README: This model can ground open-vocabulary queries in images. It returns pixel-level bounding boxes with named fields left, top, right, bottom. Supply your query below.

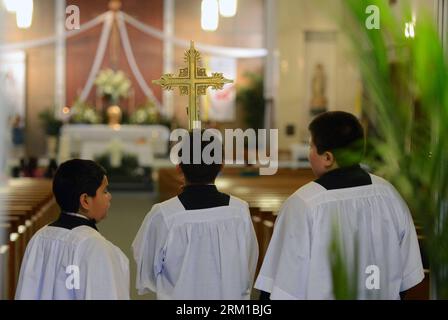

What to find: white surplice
left=132, top=196, right=258, bottom=300
left=255, top=175, right=424, bottom=300
left=15, top=225, right=130, bottom=300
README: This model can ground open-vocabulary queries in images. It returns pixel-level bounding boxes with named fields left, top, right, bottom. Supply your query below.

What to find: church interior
left=0, top=0, right=447, bottom=301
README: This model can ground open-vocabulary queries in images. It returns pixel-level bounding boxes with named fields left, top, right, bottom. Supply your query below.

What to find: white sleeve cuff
left=270, top=286, right=299, bottom=300
left=254, top=274, right=274, bottom=293
left=401, top=267, right=425, bottom=292
left=255, top=275, right=299, bottom=300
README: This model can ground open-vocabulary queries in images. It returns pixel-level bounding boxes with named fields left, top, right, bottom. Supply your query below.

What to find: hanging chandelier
left=201, top=0, right=238, bottom=32
left=201, top=0, right=219, bottom=31
left=219, top=0, right=237, bottom=18
left=3, top=0, right=34, bottom=29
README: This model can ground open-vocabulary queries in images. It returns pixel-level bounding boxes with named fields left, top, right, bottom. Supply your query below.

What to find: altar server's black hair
left=179, top=129, right=223, bottom=184
left=308, top=111, right=365, bottom=167
left=53, top=159, right=106, bottom=213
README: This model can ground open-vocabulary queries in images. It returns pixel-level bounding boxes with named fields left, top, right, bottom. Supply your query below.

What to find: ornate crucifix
left=153, top=41, right=233, bottom=129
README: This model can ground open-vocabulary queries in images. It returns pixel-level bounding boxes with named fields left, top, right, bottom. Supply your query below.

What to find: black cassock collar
left=178, top=184, right=230, bottom=210
left=49, top=212, right=98, bottom=231
left=314, top=164, right=372, bottom=190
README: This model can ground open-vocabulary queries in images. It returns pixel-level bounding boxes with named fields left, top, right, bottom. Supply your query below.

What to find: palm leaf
left=337, top=0, right=448, bottom=298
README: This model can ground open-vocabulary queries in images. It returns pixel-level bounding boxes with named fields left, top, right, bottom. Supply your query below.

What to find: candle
left=109, top=138, right=122, bottom=168
left=59, top=134, right=71, bottom=163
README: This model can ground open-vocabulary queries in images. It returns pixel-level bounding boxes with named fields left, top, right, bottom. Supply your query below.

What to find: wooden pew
left=1, top=211, right=28, bottom=271
left=0, top=216, right=20, bottom=300
left=0, top=178, right=57, bottom=299
left=0, top=223, right=11, bottom=300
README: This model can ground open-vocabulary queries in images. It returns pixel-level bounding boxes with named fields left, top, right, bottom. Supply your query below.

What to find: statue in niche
left=310, top=63, right=328, bottom=116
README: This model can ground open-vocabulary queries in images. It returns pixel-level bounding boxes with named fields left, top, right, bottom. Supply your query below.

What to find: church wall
left=275, top=0, right=437, bottom=152
left=2, top=0, right=437, bottom=158
left=1, top=0, right=55, bottom=157
left=276, top=0, right=361, bottom=151
left=66, top=0, right=163, bottom=113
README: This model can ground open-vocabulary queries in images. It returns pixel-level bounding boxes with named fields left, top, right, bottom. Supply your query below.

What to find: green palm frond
left=330, top=222, right=358, bottom=300
left=337, top=0, right=448, bottom=298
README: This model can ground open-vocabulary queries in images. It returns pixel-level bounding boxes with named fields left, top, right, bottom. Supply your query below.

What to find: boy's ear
left=323, top=151, right=336, bottom=166
left=79, top=193, right=91, bottom=211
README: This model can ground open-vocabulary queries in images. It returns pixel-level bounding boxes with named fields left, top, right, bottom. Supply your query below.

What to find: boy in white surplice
left=255, top=111, right=424, bottom=300
left=132, top=130, right=258, bottom=300
left=15, top=159, right=130, bottom=300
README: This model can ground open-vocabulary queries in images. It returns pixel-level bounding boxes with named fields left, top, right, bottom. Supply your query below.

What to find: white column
left=0, top=8, right=8, bottom=184
left=55, top=0, right=66, bottom=118
left=263, top=0, right=278, bottom=131
left=0, top=9, right=5, bottom=299
left=163, top=0, right=175, bottom=119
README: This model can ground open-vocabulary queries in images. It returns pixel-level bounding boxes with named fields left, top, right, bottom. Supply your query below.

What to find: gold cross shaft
left=153, top=41, right=233, bottom=130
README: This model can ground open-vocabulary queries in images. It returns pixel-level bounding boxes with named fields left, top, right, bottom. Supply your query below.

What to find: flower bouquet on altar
left=95, top=69, right=132, bottom=105
left=70, top=99, right=102, bottom=124
left=95, top=69, right=132, bottom=126
left=129, top=100, right=159, bottom=125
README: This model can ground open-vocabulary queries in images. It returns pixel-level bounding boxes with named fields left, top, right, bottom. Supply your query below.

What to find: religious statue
left=310, top=63, right=328, bottom=116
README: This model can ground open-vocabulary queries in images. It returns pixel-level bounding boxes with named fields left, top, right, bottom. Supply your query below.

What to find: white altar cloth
left=58, top=124, right=170, bottom=166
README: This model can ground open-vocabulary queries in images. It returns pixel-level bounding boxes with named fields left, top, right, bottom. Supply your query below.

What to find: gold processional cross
left=153, top=41, right=233, bottom=130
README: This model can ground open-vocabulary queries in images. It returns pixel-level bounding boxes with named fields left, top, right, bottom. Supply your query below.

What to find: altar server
left=255, top=111, right=424, bottom=300
left=133, top=130, right=258, bottom=299
left=16, top=159, right=130, bottom=300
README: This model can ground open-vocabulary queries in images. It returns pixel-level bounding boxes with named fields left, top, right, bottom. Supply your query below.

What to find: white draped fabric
left=0, top=9, right=268, bottom=111
left=121, top=11, right=268, bottom=59
left=116, top=13, right=162, bottom=111
left=78, top=13, right=114, bottom=103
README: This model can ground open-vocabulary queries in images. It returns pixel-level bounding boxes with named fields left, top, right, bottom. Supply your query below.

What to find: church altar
left=58, top=124, right=170, bottom=166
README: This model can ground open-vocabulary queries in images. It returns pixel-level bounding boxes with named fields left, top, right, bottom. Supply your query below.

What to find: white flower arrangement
left=129, top=101, right=159, bottom=125
left=70, top=100, right=102, bottom=124
left=95, top=69, right=132, bottom=103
